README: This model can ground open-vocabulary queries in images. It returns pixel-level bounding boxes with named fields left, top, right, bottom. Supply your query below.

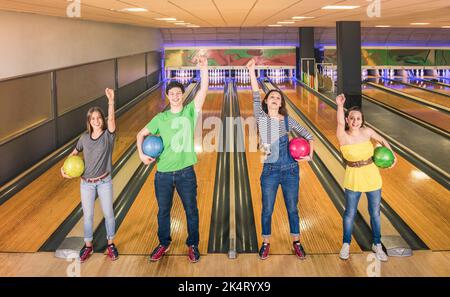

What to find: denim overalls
left=260, top=116, right=300, bottom=238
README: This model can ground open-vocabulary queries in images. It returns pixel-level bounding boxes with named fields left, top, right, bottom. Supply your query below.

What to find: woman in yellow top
left=335, top=94, right=396, bottom=262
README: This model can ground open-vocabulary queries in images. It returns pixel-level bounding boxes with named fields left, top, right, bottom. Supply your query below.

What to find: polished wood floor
left=0, top=251, right=448, bottom=277
left=372, top=79, right=450, bottom=109
left=1, top=80, right=449, bottom=278
left=362, top=87, right=450, bottom=132
left=0, top=86, right=169, bottom=252
left=281, top=81, right=450, bottom=251
left=401, top=78, right=450, bottom=96
left=237, top=88, right=361, bottom=255
left=113, top=89, right=223, bottom=256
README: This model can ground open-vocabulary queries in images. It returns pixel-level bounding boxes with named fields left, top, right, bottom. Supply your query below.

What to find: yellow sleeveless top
left=340, top=140, right=382, bottom=192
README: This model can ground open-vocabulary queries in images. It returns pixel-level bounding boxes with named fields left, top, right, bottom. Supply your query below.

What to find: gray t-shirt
left=75, top=129, right=115, bottom=178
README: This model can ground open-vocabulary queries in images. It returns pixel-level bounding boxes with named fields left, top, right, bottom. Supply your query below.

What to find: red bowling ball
left=289, top=137, right=310, bottom=160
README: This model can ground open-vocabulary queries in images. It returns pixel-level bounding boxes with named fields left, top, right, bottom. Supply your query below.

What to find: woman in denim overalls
left=246, top=59, right=314, bottom=260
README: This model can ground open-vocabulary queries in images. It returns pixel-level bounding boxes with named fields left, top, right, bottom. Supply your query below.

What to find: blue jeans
left=343, top=188, right=382, bottom=244
left=154, top=166, right=199, bottom=247
left=80, top=175, right=115, bottom=243
left=260, top=163, right=300, bottom=238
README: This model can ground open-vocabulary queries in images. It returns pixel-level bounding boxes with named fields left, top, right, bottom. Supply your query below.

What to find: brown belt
left=81, top=172, right=110, bottom=183
left=345, top=158, right=373, bottom=168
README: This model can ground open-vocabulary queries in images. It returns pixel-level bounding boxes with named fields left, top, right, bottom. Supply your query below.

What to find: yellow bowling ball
left=63, top=156, right=85, bottom=177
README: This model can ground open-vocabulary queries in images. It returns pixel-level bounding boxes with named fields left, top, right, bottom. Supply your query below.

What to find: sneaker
left=339, top=243, right=350, bottom=260
left=293, top=242, right=306, bottom=260
left=107, top=243, right=119, bottom=261
left=372, top=244, right=388, bottom=262
left=149, top=245, right=169, bottom=262
left=258, top=243, right=270, bottom=260
left=188, top=245, right=201, bottom=263
left=79, top=245, right=93, bottom=263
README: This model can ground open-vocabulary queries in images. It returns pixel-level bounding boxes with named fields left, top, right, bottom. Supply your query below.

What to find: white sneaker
left=339, top=243, right=350, bottom=260
left=372, top=244, right=388, bottom=262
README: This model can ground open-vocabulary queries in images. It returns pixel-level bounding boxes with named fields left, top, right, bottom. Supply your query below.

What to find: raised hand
left=198, top=56, right=208, bottom=69
left=336, top=94, right=346, bottom=106
left=246, top=58, right=256, bottom=71
left=105, top=88, right=115, bottom=104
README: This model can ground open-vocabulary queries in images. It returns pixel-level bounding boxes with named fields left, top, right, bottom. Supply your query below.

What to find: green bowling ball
left=63, top=155, right=85, bottom=177
left=373, top=146, right=394, bottom=168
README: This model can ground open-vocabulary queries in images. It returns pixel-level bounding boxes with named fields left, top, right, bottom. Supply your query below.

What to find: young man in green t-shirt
left=136, top=57, right=208, bottom=263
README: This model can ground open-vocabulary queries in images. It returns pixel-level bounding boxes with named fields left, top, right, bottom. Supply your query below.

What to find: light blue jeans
left=343, top=188, right=382, bottom=245
left=80, top=175, right=115, bottom=243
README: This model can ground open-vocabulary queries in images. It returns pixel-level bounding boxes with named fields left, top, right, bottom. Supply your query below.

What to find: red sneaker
left=79, top=245, right=93, bottom=263
left=149, top=245, right=169, bottom=262
left=258, top=243, right=270, bottom=260
left=188, top=245, right=200, bottom=263
left=107, top=243, right=119, bottom=261
left=293, top=242, right=306, bottom=260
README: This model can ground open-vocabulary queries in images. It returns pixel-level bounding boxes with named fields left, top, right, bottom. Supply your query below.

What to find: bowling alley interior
left=1, top=0, right=450, bottom=279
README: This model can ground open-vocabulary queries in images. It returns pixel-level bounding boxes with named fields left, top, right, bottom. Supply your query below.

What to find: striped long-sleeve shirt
left=253, top=91, right=313, bottom=146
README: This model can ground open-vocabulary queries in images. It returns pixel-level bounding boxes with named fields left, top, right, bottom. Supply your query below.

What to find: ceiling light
left=376, top=25, right=391, bottom=28
left=277, top=21, right=295, bottom=24
left=410, top=22, right=430, bottom=25
left=187, top=25, right=200, bottom=27
left=120, top=8, right=148, bottom=12
left=268, top=24, right=282, bottom=27
left=322, top=5, right=360, bottom=10
left=174, top=23, right=188, bottom=25
left=154, top=18, right=177, bottom=21
left=442, top=26, right=450, bottom=28
left=292, top=16, right=315, bottom=19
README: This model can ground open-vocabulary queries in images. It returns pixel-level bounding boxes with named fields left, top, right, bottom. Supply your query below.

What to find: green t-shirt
left=145, top=101, right=198, bottom=172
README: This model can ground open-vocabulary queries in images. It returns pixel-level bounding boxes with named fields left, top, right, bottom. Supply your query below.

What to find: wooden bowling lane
left=113, top=89, right=223, bottom=256
left=237, top=88, right=362, bottom=255
left=369, top=79, right=450, bottom=109
left=281, top=81, right=450, bottom=251
left=362, top=85, right=450, bottom=132
left=403, top=78, right=450, bottom=96
left=0, top=85, right=169, bottom=252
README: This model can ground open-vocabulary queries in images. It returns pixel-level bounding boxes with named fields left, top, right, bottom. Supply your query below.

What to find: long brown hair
left=262, top=89, right=288, bottom=116
left=86, top=107, right=107, bottom=135
left=345, top=106, right=365, bottom=131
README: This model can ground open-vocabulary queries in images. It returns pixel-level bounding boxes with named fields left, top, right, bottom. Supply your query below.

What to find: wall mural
left=164, top=48, right=296, bottom=67
left=324, top=49, right=450, bottom=66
